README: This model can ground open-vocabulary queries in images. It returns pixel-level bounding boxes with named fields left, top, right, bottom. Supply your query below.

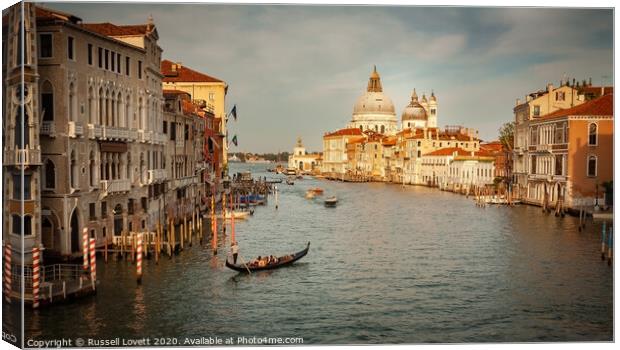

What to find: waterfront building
left=161, top=59, right=228, bottom=173
left=321, top=128, right=364, bottom=178
left=348, top=66, right=398, bottom=135
left=1, top=5, right=167, bottom=260
left=162, top=90, right=208, bottom=222
left=287, top=137, right=321, bottom=172
left=524, top=93, right=613, bottom=208
left=447, top=150, right=496, bottom=192
left=512, top=79, right=611, bottom=199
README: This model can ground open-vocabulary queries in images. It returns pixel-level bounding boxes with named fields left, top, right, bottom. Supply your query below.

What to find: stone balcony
left=152, top=133, right=167, bottom=145
left=102, top=126, right=129, bottom=141
left=87, top=124, right=103, bottom=139
left=147, top=169, right=167, bottom=184
left=128, top=129, right=138, bottom=142
left=100, top=179, right=131, bottom=197
left=3, top=148, right=42, bottom=166
left=68, top=122, right=83, bottom=138
left=40, top=121, right=56, bottom=137
left=172, top=176, right=197, bottom=189
left=138, top=130, right=152, bottom=143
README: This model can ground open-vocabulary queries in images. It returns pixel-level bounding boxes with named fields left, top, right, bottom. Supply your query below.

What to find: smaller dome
left=402, top=89, right=428, bottom=121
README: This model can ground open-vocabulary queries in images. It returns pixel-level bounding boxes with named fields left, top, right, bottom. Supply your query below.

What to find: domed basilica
left=348, top=66, right=437, bottom=135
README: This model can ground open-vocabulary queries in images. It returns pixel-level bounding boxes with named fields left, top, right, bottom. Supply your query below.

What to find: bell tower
left=3, top=1, right=42, bottom=265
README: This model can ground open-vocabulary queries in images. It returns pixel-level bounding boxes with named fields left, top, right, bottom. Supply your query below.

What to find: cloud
left=42, top=3, right=613, bottom=152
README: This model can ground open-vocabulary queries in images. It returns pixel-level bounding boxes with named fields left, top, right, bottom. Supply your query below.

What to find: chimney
left=516, top=98, right=521, bottom=106
left=589, top=77, right=592, bottom=86
left=601, top=87, right=605, bottom=95
left=171, top=64, right=177, bottom=72
left=547, top=83, right=554, bottom=92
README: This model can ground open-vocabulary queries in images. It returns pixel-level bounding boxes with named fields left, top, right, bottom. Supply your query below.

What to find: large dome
left=402, top=89, right=427, bottom=121
left=353, top=91, right=396, bottom=115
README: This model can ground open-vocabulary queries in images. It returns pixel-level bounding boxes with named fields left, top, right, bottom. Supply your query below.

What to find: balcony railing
left=40, top=121, right=56, bottom=137
left=87, top=124, right=103, bottom=139
left=102, top=126, right=129, bottom=141
left=128, top=129, right=138, bottom=142
left=68, top=121, right=83, bottom=138
left=100, top=179, right=131, bottom=196
left=4, top=148, right=42, bottom=166
left=172, top=176, right=197, bottom=189
left=138, top=130, right=152, bottom=143
left=152, top=133, right=167, bottom=145
left=147, top=169, right=167, bottom=184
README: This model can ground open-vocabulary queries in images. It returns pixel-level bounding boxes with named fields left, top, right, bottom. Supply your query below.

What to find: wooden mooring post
left=601, top=221, right=607, bottom=260
left=607, top=226, right=613, bottom=266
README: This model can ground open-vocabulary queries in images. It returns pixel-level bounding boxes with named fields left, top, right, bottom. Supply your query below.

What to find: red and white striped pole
left=89, top=238, right=96, bottom=290
left=136, top=232, right=143, bottom=284
left=82, top=228, right=89, bottom=273
left=231, top=194, right=236, bottom=244
left=32, top=247, right=40, bottom=309
left=4, top=243, right=11, bottom=303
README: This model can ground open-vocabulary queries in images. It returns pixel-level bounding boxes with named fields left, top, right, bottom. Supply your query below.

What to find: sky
left=43, top=2, right=613, bottom=153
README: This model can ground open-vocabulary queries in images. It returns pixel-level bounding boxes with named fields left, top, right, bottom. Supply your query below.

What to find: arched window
left=41, top=80, right=54, bottom=121
left=70, top=150, right=78, bottom=189
left=117, top=92, right=123, bottom=127
left=587, top=155, right=597, bottom=177
left=127, top=152, right=132, bottom=180
left=140, top=152, right=145, bottom=184
left=99, top=87, right=105, bottom=125
left=69, top=82, right=77, bottom=122
left=125, top=94, right=132, bottom=128
left=15, top=109, right=29, bottom=149
left=90, top=151, right=97, bottom=187
left=138, top=97, right=144, bottom=129
left=359, top=125, right=363, bottom=131
left=381, top=125, right=385, bottom=134
left=88, top=86, right=96, bottom=124
left=44, top=158, right=56, bottom=189
left=589, top=123, right=598, bottom=145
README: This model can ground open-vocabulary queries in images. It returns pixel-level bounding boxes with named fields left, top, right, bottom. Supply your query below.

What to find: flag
left=231, top=135, right=238, bottom=146
left=230, top=105, right=237, bottom=121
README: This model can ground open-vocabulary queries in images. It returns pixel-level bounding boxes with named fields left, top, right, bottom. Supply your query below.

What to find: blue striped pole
left=602, top=222, right=607, bottom=260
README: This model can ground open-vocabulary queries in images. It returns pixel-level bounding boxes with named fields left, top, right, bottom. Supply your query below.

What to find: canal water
left=5, top=163, right=613, bottom=344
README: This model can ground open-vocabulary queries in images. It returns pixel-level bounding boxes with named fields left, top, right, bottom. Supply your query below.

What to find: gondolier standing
left=231, top=241, right=239, bottom=264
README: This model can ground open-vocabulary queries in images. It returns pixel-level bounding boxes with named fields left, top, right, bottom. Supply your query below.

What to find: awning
left=209, top=137, right=220, bottom=148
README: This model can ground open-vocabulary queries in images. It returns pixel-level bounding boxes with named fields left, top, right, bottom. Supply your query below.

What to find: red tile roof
left=581, top=86, right=613, bottom=96
left=324, top=128, right=363, bottom=137
left=161, top=59, right=223, bottom=83
left=540, top=94, right=613, bottom=120
left=382, top=137, right=397, bottom=146
left=81, top=23, right=150, bottom=36
left=480, top=141, right=504, bottom=153
left=35, top=6, right=81, bottom=23
left=424, top=147, right=471, bottom=157
left=163, top=89, right=191, bottom=97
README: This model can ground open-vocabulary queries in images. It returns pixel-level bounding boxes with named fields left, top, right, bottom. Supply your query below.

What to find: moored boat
left=218, top=211, right=250, bottom=220
left=305, top=190, right=315, bottom=199
left=225, top=242, right=311, bottom=273
left=309, top=187, right=324, bottom=195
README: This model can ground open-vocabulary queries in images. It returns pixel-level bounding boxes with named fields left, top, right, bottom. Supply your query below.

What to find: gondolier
left=231, top=241, right=239, bottom=264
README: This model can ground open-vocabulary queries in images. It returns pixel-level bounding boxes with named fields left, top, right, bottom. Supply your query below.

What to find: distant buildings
left=512, top=80, right=613, bottom=209
left=321, top=66, right=491, bottom=191
left=287, top=137, right=321, bottom=172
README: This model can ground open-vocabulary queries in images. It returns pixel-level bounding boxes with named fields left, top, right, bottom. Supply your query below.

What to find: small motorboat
left=296, top=175, right=303, bottom=180
left=286, top=178, right=295, bottom=185
left=305, top=190, right=315, bottom=199
left=324, top=196, right=338, bottom=207
left=309, top=187, right=324, bottom=195
left=225, top=242, right=311, bottom=273
left=218, top=211, right=250, bottom=220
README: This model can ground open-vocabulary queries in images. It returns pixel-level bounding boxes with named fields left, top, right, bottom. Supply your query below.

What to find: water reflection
left=5, top=163, right=613, bottom=343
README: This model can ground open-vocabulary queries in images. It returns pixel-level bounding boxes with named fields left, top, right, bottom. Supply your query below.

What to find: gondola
left=225, top=242, right=310, bottom=273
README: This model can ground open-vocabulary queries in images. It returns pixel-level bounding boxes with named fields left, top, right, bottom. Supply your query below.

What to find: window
left=101, top=201, right=107, bottom=218
left=13, top=174, right=31, bottom=200
left=163, top=121, right=167, bottom=134
left=530, top=126, right=538, bottom=145
left=555, top=155, right=563, bottom=176
left=554, top=123, right=565, bottom=144
left=87, top=43, right=93, bottom=65
left=44, top=159, right=55, bottom=189
left=117, top=53, right=121, bottom=73
left=89, top=203, right=96, bottom=220
left=98, top=47, right=103, bottom=68
left=533, top=105, right=540, bottom=117
left=128, top=199, right=134, bottom=214
left=209, top=92, right=215, bottom=101
left=170, top=123, right=176, bottom=140
left=138, top=60, right=142, bottom=79
left=105, top=49, right=109, bottom=70
left=141, top=197, right=147, bottom=211
left=14, top=109, right=29, bottom=149
left=67, top=36, right=74, bottom=60
left=125, top=56, right=130, bottom=75
left=185, top=125, right=189, bottom=140
left=531, top=155, right=537, bottom=174
left=39, top=33, right=52, bottom=58
left=111, top=50, right=115, bottom=71
left=430, top=108, right=436, bottom=115
left=556, top=91, right=565, bottom=101
left=587, top=155, right=597, bottom=177
left=588, top=123, right=597, bottom=145
left=41, top=81, right=54, bottom=121
left=12, top=215, right=32, bottom=236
